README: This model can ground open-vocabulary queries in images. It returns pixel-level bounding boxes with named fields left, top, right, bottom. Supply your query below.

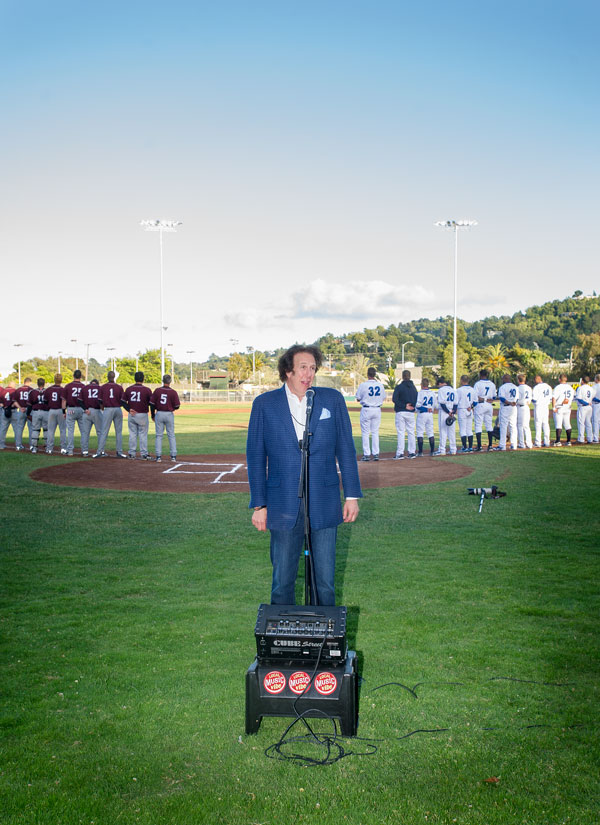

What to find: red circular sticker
left=289, top=671, right=311, bottom=695
left=263, top=670, right=286, bottom=694
left=314, top=671, right=337, bottom=695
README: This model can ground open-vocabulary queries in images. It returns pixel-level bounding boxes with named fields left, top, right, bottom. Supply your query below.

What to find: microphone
left=305, top=388, right=315, bottom=416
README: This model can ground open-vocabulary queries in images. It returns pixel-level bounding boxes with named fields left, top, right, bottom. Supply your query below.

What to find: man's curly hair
left=277, top=345, right=323, bottom=383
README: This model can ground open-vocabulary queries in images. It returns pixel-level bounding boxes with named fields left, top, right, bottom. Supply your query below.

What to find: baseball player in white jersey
left=415, top=378, right=436, bottom=456
left=434, top=377, right=457, bottom=455
left=456, top=375, right=475, bottom=452
left=552, top=374, right=574, bottom=446
left=495, top=374, right=518, bottom=450
left=575, top=376, right=594, bottom=443
left=516, top=373, right=533, bottom=449
left=472, top=369, right=496, bottom=451
left=592, top=374, right=600, bottom=443
left=531, top=375, right=552, bottom=447
left=355, top=367, right=385, bottom=460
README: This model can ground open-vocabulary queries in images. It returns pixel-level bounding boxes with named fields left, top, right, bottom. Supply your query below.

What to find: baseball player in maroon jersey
left=123, top=371, right=153, bottom=459
left=80, top=379, right=103, bottom=457
left=0, top=382, right=17, bottom=450
left=43, top=374, right=67, bottom=454
left=11, top=377, right=34, bottom=450
left=150, top=374, right=180, bottom=462
left=94, top=370, right=126, bottom=458
left=26, top=378, right=48, bottom=453
left=63, top=369, right=86, bottom=455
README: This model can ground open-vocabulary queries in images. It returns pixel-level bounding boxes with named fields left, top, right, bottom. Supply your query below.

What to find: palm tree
left=473, top=343, right=511, bottom=382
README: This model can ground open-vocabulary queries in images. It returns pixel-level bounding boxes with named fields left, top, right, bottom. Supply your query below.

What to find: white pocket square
left=319, top=407, right=331, bottom=420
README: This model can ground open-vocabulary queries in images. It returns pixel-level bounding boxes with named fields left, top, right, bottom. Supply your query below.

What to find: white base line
left=164, top=461, right=247, bottom=484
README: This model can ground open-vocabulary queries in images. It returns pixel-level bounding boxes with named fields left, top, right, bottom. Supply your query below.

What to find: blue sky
left=1, top=0, right=598, bottom=376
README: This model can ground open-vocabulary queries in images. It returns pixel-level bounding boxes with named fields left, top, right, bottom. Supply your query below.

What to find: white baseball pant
left=457, top=409, right=473, bottom=438
left=553, top=406, right=571, bottom=431
left=474, top=401, right=493, bottom=434
left=576, top=406, right=593, bottom=443
left=395, top=410, right=416, bottom=456
left=359, top=406, right=382, bottom=456
left=517, top=405, right=533, bottom=448
left=416, top=411, right=434, bottom=438
left=593, top=402, right=600, bottom=442
left=533, top=406, right=551, bottom=447
left=438, top=411, right=456, bottom=454
left=498, top=406, right=517, bottom=450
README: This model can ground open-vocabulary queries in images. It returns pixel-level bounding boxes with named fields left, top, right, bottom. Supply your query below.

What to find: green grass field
left=1, top=405, right=599, bottom=824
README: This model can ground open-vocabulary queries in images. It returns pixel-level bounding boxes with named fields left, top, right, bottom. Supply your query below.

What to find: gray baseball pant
left=30, top=410, right=49, bottom=448
left=80, top=409, right=103, bottom=454
left=66, top=407, right=84, bottom=453
left=46, top=409, right=67, bottom=452
left=0, top=411, right=16, bottom=449
left=96, top=408, right=123, bottom=454
left=12, top=409, right=31, bottom=448
left=154, top=411, right=177, bottom=457
left=128, top=412, right=149, bottom=457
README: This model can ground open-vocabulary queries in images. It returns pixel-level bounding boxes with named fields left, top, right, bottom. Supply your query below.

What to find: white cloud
left=291, top=279, right=436, bottom=320
left=223, top=279, right=438, bottom=334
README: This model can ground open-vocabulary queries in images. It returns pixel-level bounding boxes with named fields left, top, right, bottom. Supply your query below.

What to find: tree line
left=316, top=292, right=600, bottom=383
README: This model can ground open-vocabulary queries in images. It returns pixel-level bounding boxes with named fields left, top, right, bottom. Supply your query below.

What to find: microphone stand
left=297, top=389, right=316, bottom=605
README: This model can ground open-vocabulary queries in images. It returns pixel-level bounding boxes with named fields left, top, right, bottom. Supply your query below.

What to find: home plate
left=164, top=461, right=247, bottom=483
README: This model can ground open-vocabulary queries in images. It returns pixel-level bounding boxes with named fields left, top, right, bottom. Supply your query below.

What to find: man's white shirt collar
left=285, top=382, right=308, bottom=441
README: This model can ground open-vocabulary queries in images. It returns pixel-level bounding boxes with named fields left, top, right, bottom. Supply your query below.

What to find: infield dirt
left=29, top=452, right=474, bottom=494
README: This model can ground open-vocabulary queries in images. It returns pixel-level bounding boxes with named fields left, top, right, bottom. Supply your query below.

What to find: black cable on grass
left=263, top=674, right=587, bottom=765
left=370, top=681, right=419, bottom=699
left=265, top=714, right=379, bottom=765
left=368, top=676, right=575, bottom=699
left=264, top=636, right=380, bottom=766
left=396, top=728, right=450, bottom=740
left=488, top=676, right=575, bottom=687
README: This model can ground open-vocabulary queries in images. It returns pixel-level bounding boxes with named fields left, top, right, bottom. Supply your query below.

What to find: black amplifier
left=254, top=603, right=347, bottom=664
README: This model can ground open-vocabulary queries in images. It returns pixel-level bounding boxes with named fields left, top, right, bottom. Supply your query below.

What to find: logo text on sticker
left=288, top=671, right=311, bottom=695
left=314, top=671, right=337, bottom=695
left=263, top=670, right=286, bottom=694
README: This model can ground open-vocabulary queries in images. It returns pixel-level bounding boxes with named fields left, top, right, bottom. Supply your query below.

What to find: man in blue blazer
left=247, top=344, right=362, bottom=605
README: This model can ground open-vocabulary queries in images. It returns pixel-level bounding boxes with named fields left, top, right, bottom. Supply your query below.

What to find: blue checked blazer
left=246, top=385, right=362, bottom=531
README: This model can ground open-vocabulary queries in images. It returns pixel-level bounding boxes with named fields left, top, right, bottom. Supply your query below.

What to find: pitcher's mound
left=30, top=453, right=473, bottom=494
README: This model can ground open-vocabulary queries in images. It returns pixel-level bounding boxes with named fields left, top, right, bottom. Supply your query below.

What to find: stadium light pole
left=140, top=219, right=183, bottom=378
left=107, top=347, right=116, bottom=373
left=13, top=343, right=23, bottom=384
left=167, top=343, right=174, bottom=376
left=186, top=350, right=195, bottom=390
left=70, top=338, right=78, bottom=370
left=401, top=340, right=414, bottom=372
left=57, top=351, right=62, bottom=373
left=435, top=219, right=478, bottom=388
left=85, top=342, right=95, bottom=381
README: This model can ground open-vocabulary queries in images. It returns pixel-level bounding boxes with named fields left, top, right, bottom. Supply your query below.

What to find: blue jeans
left=269, top=501, right=337, bottom=605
